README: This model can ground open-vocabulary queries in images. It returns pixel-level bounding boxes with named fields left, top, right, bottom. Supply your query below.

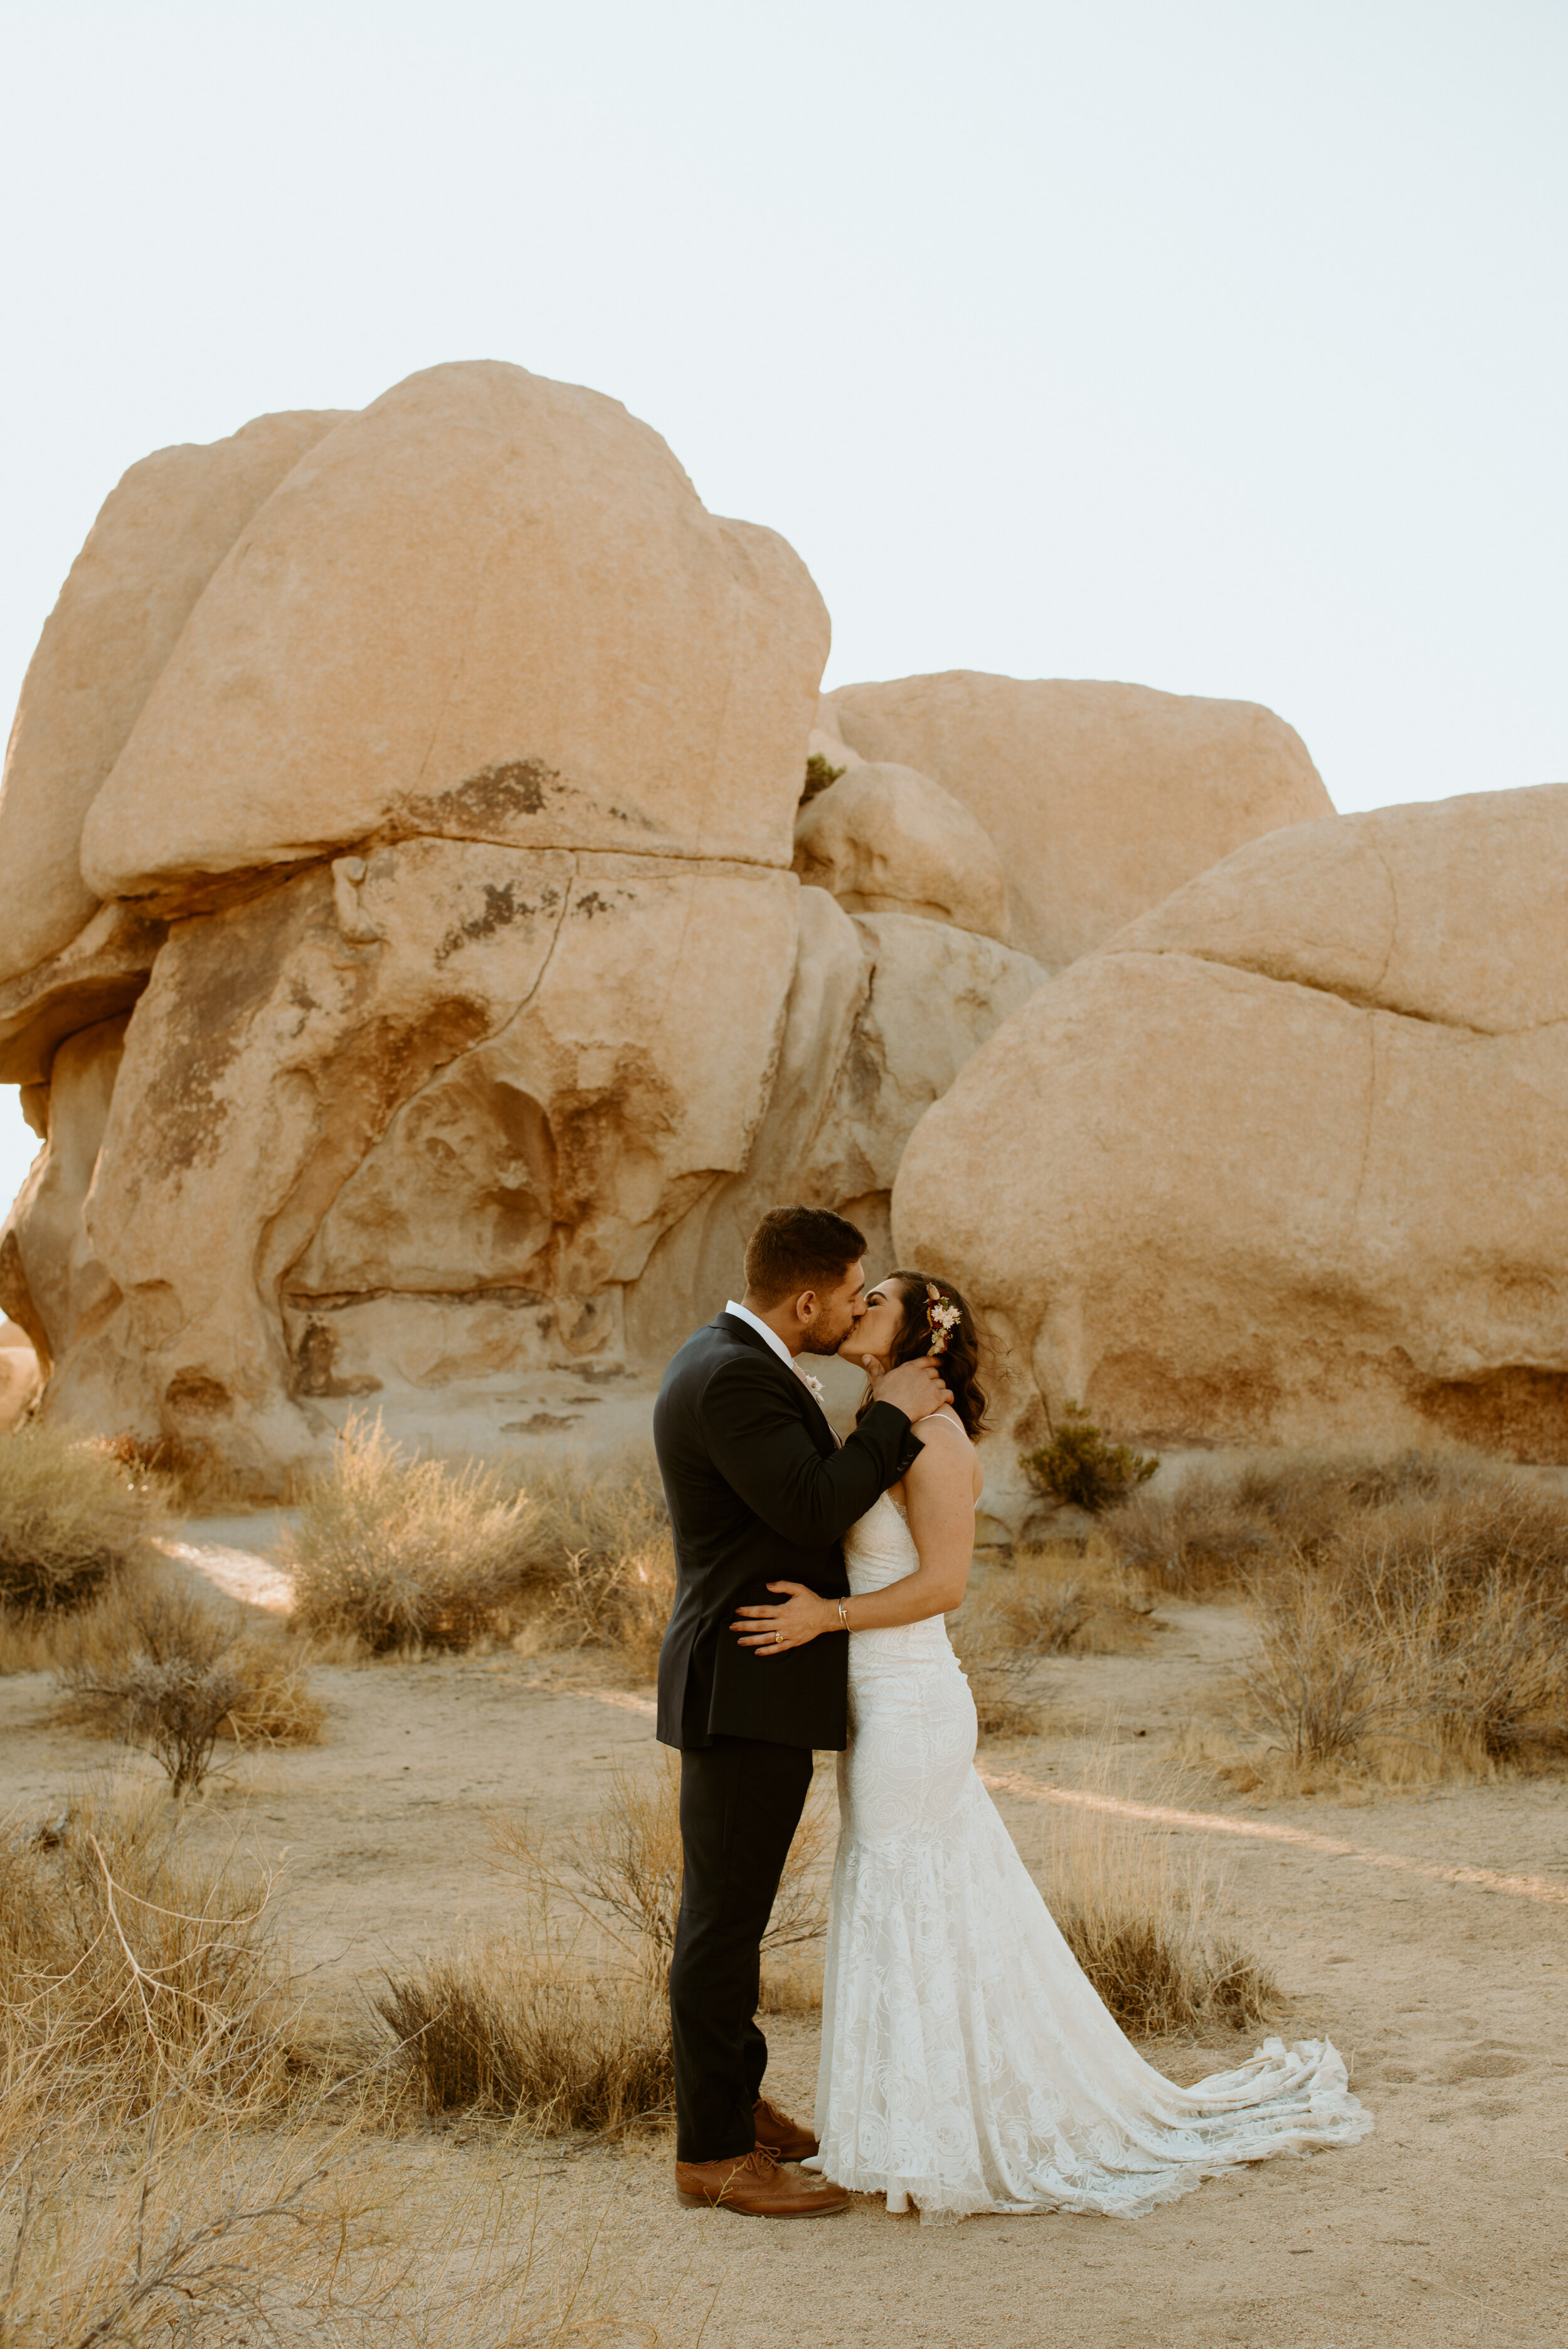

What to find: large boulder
left=792, top=762, right=1010, bottom=938
left=78, top=363, right=826, bottom=903
left=825, top=671, right=1333, bottom=969
left=893, top=784, right=1568, bottom=1486
left=0, top=410, right=346, bottom=985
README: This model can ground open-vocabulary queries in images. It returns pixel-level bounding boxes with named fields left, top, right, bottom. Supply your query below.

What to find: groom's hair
left=743, top=1206, right=866, bottom=1306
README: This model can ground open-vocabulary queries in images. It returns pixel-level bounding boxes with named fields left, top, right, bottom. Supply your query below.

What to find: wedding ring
left=774, top=1630, right=783, bottom=1645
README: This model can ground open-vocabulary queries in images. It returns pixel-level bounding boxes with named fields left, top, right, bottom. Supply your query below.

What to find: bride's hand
left=731, top=1581, right=837, bottom=1654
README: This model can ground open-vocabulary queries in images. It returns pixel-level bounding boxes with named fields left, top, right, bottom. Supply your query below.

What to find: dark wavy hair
left=854, top=1268, right=990, bottom=1440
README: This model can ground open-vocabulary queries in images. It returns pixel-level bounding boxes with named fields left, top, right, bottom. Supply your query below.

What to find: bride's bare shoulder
left=913, top=1407, right=973, bottom=1451
left=910, top=1408, right=983, bottom=1499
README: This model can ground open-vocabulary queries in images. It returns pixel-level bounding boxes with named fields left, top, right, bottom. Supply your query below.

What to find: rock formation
left=894, top=783, right=1568, bottom=1496
left=0, top=1322, right=38, bottom=1433
left=792, top=763, right=1010, bottom=940
left=822, top=672, right=1333, bottom=968
left=0, top=363, right=1053, bottom=1474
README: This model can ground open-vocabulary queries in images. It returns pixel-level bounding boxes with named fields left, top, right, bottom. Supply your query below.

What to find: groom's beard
left=800, top=1317, right=859, bottom=1357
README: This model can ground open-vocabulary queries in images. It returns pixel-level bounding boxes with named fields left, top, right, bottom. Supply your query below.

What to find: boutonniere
left=800, top=1371, right=825, bottom=1399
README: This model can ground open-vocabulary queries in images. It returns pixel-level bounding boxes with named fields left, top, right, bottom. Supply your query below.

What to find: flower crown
left=924, top=1281, right=961, bottom=1357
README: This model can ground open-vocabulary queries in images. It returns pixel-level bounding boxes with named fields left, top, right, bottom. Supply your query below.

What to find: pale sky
left=2, top=0, right=1565, bottom=1217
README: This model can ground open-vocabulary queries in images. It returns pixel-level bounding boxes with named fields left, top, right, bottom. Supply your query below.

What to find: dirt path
left=3, top=1561, right=1565, bottom=2347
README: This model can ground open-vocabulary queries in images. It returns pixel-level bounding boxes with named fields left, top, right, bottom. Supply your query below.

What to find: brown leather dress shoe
left=752, top=2094, right=819, bottom=2162
left=675, top=2149, right=848, bottom=2217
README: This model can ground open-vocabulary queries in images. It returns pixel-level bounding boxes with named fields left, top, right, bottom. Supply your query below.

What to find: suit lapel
left=715, top=1313, right=837, bottom=1456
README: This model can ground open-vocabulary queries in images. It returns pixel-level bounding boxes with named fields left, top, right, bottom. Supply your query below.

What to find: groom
left=653, top=1206, right=951, bottom=2217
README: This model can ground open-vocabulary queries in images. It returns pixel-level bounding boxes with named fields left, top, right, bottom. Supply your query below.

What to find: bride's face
left=838, top=1276, right=909, bottom=1374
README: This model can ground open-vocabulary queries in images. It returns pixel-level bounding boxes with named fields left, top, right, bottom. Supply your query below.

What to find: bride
left=731, top=1270, right=1372, bottom=2224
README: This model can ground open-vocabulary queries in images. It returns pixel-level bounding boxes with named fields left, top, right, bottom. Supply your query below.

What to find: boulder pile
left=0, top=359, right=1333, bottom=1480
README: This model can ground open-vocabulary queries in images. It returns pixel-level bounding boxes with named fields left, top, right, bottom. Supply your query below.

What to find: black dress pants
left=669, top=1734, right=815, bottom=2162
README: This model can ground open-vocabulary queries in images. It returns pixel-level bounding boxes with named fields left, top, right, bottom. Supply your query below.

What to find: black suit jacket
left=653, top=1313, right=922, bottom=1752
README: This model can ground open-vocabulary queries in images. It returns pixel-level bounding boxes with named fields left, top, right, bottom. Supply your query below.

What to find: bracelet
left=837, top=1598, right=849, bottom=1630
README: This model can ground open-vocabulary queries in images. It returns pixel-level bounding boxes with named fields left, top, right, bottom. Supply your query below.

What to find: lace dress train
left=807, top=1492, right=1372, bottom=2223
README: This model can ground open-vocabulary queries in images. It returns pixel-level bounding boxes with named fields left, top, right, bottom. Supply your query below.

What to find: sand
left=3, top=1532, right=1565, bottom=2348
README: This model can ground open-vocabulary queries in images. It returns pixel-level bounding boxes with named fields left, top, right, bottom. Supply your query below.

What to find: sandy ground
left=3, top=1530, right=1566, bottom=2348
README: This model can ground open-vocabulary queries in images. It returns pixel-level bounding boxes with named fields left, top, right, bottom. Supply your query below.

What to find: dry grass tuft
left=386, top=1754, right=835, bottom=2129
left=0, top=1421, right=165, bottom=1617
left=376, top=1945, right=674, bottom=2133
left=983, top=1537, right=1158, bottom=1657
left=1107, top=1450, right=1568, bottom=1782
left=0, top=1786, right=655, bottom=2343
left=1031, top=1758, right=1279, bottom=2036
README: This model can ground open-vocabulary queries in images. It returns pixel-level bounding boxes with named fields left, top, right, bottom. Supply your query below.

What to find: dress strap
left=923, top=1409, right=968, bottom=1438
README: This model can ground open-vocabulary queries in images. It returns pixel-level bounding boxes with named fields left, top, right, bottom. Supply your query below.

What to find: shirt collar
left=724, top=1298, right=797, bottom=1371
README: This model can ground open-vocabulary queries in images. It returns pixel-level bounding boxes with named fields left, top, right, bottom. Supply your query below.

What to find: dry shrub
left=1, top=2108, right=657, bottom=2348
left=0, top=1786, right=654, bottom=2345
left=0, top=1609, right=56, bottom=1673
left=377, top=1948, right=674, bottom=2133
left=1104, top=1450, right=1568, bottom=1783
left=55, top=1573, right=322, bottom=1791
left=283, top=1421, right=672, bottom=1675
left=98, top=1427, right=304, bottom=1515
left=1244, top=1485, right=1568, bottom=1773
left=284, top=1414, right=539, bottom=1652
left=1104, top=1446, right=1481, bottom=1598
left=0, top=1421, right=164, bottom=1616
left=524, top=1458, right=672, bottom=1675
left=1032, top=1759, right=1279, bottom=2037
left=0, top=1785, right=304, bottom=2121
left=984, top=1537, right=1157, bottom=1657
left=389, top=1758, right=833, bottom=2130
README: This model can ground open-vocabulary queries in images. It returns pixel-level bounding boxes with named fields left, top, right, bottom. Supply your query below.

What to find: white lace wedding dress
left=805, top=1485, right=1372, bottom=2223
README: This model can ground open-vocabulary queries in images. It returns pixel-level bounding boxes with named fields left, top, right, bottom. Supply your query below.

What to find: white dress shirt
left=724, top=1297, right=797, bottom=1370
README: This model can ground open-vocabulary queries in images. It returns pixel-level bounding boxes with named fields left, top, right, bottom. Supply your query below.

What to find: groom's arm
left=699, top=1355, right=921, bottom=1547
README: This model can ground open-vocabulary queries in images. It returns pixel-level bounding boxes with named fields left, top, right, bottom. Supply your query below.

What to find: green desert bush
left=0, top=1421, right=165, bottom=1616
left=1021, top=1404, right=1158, bottom=1516
left=799, top=751, right=845, bottom=803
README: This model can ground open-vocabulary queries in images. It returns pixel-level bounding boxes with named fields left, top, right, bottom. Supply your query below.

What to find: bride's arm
left=731, top=1424, right=975, bottom=1651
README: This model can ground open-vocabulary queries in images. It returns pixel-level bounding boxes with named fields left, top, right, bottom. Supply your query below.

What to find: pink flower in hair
left=925, top=1281, right=961, bottom=1357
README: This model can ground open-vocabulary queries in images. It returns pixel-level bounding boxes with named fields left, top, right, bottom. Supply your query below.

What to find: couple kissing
left=652, top=1206, right=1370, bottom=2225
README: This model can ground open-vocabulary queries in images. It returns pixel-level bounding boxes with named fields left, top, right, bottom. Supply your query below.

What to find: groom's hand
left=868, top=1356, right=952, bottom=1423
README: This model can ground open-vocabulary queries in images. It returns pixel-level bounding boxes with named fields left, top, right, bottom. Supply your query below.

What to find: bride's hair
left=855, top=1269, right=990, bottom=1439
